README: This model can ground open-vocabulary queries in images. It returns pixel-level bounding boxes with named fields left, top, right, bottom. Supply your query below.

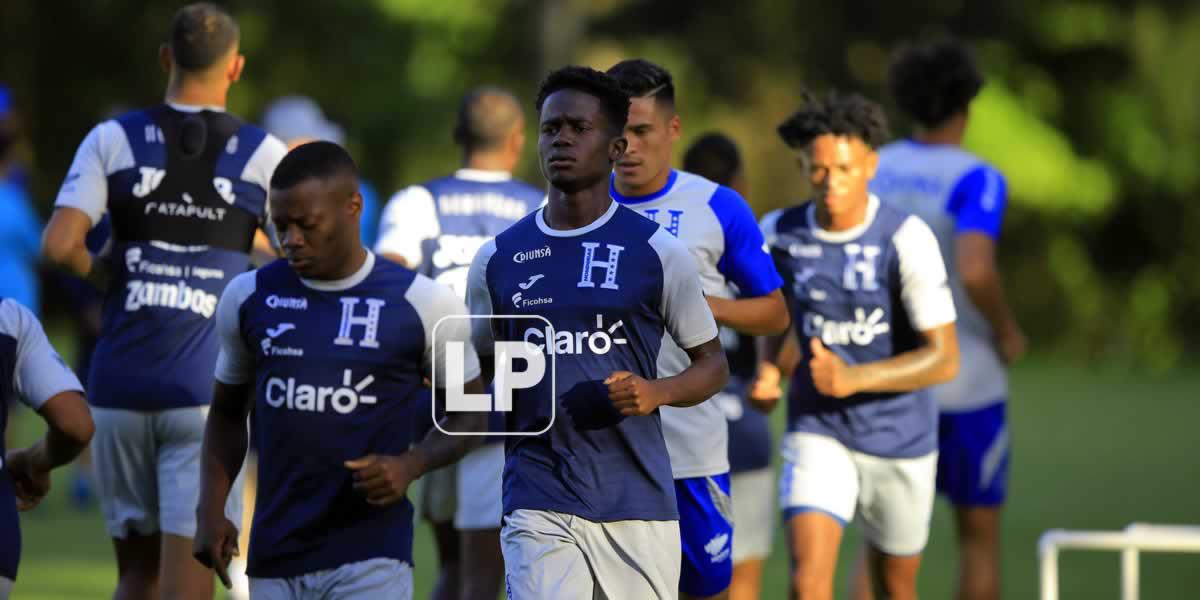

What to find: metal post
left=1039, top=532, right=1060, bottom=600
left=1121, top=547, right=1139, bottom=600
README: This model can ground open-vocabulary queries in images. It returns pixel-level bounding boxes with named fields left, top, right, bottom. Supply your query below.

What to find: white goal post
left=1038, top=523, right=1200, bottom=600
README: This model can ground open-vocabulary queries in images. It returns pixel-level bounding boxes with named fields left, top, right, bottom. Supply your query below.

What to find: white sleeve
left=213, top=272, right=258, bottom=385
left=374, top=186, right=439, bottom=267
left=54, top=120, right=133, bottom=226
left=407, top=275, right=481, bottom=386
left=1, top=300, right=84, bottom=411
left=893, top=215, right=957, bottom=331
left=465, top=239, right=497, bottom=354
left=649, top=228, right=719, bottom=349
left=241, top=134, right=289, bottom=226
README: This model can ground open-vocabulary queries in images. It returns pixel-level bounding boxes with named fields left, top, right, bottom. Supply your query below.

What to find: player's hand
left=345, top=454, right=420, bottom=507
left=809, top=338, right=857, bottom=399
left=192, top=509, right=239, bottom=589
left=996, top=323, right=1027, bottom=366
left=5, top=448, right=51, bottom=511
left=605, top=371, right=669, bottom=416
left=749, top=362, right=783, bottom=403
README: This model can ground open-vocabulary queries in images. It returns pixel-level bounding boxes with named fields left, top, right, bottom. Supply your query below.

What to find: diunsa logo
left=513, top=246, right=551, bottom=264
left=266, top=295, right=308, bottom=310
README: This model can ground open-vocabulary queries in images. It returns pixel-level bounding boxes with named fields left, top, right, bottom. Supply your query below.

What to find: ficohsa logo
left=432, top=314, right=556, bottom=437
left=513, top=246, right=551, bottom=264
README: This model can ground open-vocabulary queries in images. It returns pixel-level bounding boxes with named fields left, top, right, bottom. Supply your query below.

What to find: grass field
left=8, top=357, right=1200, bottom=599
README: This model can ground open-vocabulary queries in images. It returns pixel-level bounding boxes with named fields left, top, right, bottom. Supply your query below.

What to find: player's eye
left=541, top=124, right=558, bottom=135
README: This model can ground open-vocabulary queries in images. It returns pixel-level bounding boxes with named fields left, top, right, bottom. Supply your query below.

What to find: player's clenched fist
left=605, top=371, right=669, bottom=417
left=193, top=510, right=239, bottom=589
left=5, top=448, right=51, bottom=511
left=809, top=338, right=857, bottom=399
left=345, top=454, right=420, bottom=507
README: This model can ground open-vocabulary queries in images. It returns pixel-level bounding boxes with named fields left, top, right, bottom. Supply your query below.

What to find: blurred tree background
left=1, top=0, right=1196, bottom=370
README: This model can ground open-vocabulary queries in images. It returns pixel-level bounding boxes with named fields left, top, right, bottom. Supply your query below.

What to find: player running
left=606, top=59, right=788, bottom=600
left=761, top=91, right=959, bottom=600
left=40, top=4, right=285, bottom=598
left=374, top=87, right=543, bottom=600
left=682, top=132, right=781, bottom=600
left=466, top=66, right=729, bottom=599
left=193, top=141, right=486, bottom=599
left=867, top=39, right=1025, bottom=600
left=0, top=298, right=94, bottom=600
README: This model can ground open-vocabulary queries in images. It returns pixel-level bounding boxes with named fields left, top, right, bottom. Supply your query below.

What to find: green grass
left=9, top=358, right=1200, bottom=598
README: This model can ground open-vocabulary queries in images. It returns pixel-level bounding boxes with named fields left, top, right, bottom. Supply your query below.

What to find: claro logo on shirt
left=265, top=369, right=377, bottom=414
left=124, top=280, right=218, bottom=318
left=803, top=307, right=890, bottom=347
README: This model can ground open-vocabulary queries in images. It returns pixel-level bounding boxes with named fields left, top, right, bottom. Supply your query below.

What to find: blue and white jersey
left=466, top=201, right=718, bottom=523
left=214, top=252, right=479, bottom=578
left=762, top=196, right=956, bottom=458
left=871, top=140, right=1008, bottom=411
left=54, top=103, right=287, bottom=412
left=611, top=169, right=784, bottom=479
left=374, top=169, right=544, bottom=298
left=0, top=298, right=85, bottom=580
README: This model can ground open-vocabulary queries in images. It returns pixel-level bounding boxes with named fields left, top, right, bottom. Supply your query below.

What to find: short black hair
left=777, top=91, right=890, bottom=150
left=535, top=66, right=631, bottom=135
left=270, top=141, right=359, bottom=192
left=453, top=87, right=522, bottom=153
left=168, top=3, right=240, bottom=73
left=606, top=59, right=675, bottom=107
left=683, top=133, right=742, bottom=187
left=888, top=39, right=984, bottom=129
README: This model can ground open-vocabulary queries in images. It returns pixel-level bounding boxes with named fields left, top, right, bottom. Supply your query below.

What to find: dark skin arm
left=706, top=289, right=791, bottom=336
left=606, top=336, right=729, bottom=416
left=957, top=233, right=1026, bottom=364
left=193, top=381, right=253, bottom=589
left=809, top=322, right=959, bottom=398
left=750, top=325, right=802, bottom=414
left=6, top=391, right=95, bottom=511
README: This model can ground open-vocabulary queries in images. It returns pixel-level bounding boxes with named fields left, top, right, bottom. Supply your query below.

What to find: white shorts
left=454, top=442, right=504, bottom=530
left=249, top=558, right=412, bottom=600
left=501, top=509, right=680, bottom=600
left=779, top=432, right=937, bottom=556
left=730, top=468, right=775, bottom=562
left=91, top=406, right=244, bottom=539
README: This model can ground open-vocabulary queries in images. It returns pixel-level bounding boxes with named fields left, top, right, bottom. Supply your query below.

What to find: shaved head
left=454, top=87, right=524, bottom=153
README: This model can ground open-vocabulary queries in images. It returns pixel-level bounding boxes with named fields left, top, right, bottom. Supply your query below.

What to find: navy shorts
left=937, top=401, right=1010, bottom=506
left=676, top=473, right=733, bottom=596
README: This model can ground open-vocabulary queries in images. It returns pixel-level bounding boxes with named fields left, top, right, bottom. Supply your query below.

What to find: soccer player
left=374, top=86, right=543, bottom=600
left=465, top=66, right=729, bottom=599
left=607, top=59, right=788, bottom=600
left=193, top=141, right=486, bottom=599
left=0, top=298, right=95, bottom=600
left=761, top=91, right=959, bottom=600
left=682, top=132, right=780, bottom=600
left=867, top=39, right=1025, bottom=600
left=40, top=4, right=286, bottom=598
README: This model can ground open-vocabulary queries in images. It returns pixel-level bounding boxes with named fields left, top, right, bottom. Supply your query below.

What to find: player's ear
left=668, top=114, right=681, bottom=143
left=609, top=135, right=628, bottom=163
left=228, top=54, right=246, bottom=83
left=864, top=146, right=880, bottom=180
left=158, top=44, right=172, bottom=73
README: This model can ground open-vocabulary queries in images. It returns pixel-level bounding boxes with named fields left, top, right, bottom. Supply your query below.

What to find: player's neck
left=326, top=245, right=369, bottom=281
left=614, top=165, right=671, bottom=198
left=462, top=151, right=514, bottom=174
left=164, top=76, right=228, bottom=110
left=815, top=195, right=869, bottom=232
left=544, top=185, right=612, bottom=231
left=913, top=115, right=966, bottom=146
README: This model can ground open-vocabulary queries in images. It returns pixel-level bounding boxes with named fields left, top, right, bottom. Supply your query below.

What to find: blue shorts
left=937, top=401, right=1009, bottom=507
left=676, top=474, right=733, bottom=597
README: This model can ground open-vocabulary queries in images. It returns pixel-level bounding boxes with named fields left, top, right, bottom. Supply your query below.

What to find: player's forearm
left=845, top=334, right=958, bottom=394
left=42, top=240, right=93, bottom=278
left=197, top=384, right=251, bottom=514
left=658, top=338, right=729, bottom=408
left=411, top=380, right=487, bottom=475
left=707, top=291, right=790, bottom=336
left=962, top=269, right=1021, bottom=339
left=29, top=392, right=94, bottom=471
